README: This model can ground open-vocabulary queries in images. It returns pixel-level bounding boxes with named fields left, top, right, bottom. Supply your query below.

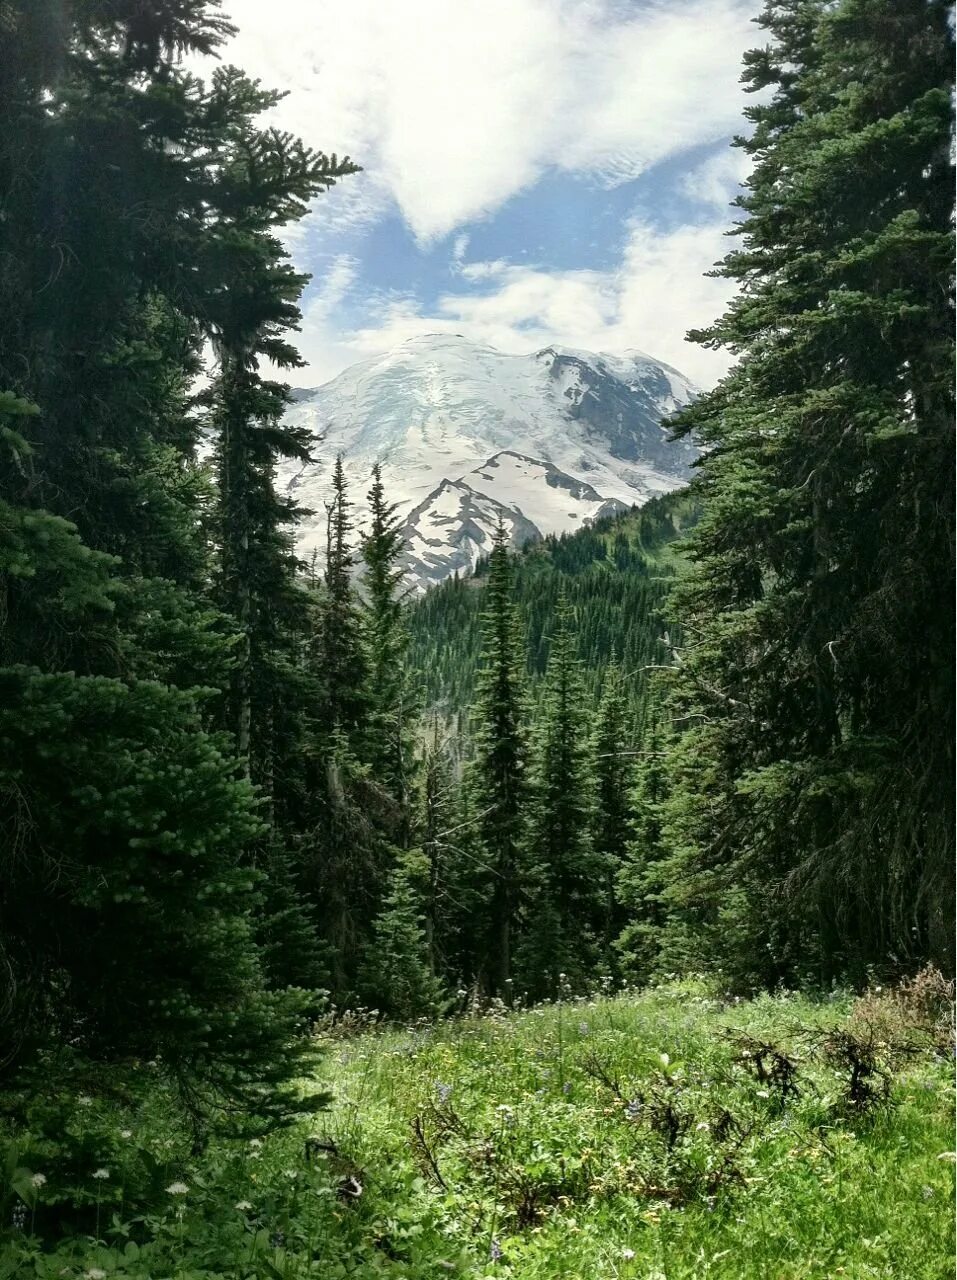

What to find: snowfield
left=280, top=333, right=698, bottom=591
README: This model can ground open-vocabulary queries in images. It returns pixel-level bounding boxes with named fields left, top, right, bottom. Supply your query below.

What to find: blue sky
left=199, top=0, right=759, bottom=387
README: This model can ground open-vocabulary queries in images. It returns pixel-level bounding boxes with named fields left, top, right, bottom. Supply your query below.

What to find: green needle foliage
left=660, top=0, right=954, bottom=987
left=470, top=524, right=531, bottom=996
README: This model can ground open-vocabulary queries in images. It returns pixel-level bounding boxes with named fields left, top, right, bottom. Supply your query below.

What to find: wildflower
left=85, top=1270, right=108, bottom=1279
left=235, top=1200, right=253, bottom=1211
left=435, top=1081, right=452, bottom=1105
left=283, top=1169, right=298, bottom=1180
left=166, top=1181, right=189, bottom=1195
left=119, top=1130, right=133, bottom=1139
left=621, top=1248, right=636, bottom=1260
left=92, top=1168, right=110, bottom=1180
left=626, top=1098, right=640, bottom=1119
left=563, top=1081, right=571, bottom=1094
left=756, top=1089, right=770, bottom=1099
left=921, top=1185, right=935, bottom=1200
left=695, top=1122, right=710, bottom=1132
left=489, top=1237, right=502, bottom=1261
left=579, top=1022, right=589, bottom=1035
left=249, top=1137, right=263, bottom=1149
left=30, top=1173, right=47, bottom=1188
left=77, top=1095, right=93, bottom=1107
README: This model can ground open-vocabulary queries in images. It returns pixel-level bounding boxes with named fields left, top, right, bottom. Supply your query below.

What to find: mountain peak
left=279, top=337, right=698, bottom=592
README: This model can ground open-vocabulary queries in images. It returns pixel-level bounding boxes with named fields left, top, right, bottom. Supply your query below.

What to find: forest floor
left=6, top=980, right=954, bottom=1279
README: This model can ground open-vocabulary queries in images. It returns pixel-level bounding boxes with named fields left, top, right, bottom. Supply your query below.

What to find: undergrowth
left=1, top=974, right=953, bottom=1278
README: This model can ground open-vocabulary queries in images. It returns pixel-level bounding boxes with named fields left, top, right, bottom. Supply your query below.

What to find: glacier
left=279, top=333, right=698, bottom=591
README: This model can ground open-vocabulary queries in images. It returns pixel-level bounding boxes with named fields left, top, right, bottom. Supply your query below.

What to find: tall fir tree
left=661, top=0, right=954, bottom=985
left=0, top=0, right=352, bottom=1122
left=590, top=667, right=636, bottom=968
left=518, top=594, right=598, bottom=996
left=470, top=522, right=529, bottom=995
left=362, top=462, right=415, bottom=839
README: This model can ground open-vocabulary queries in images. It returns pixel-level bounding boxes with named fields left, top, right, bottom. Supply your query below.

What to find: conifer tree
left=662, top=0, right=954, bottom=984
left=317, top=455, right=370, bottom=737
left=470, top=523, right=529, bottom=995
left=518, top=595, right=598, bottom=995
left=617, top=714, right=669, bottom=983
left=359, top=852, right=445, bottom=1021
left=362, top=462, right=414, bottom=834
left=590, top=668, right=636, bottom=963
left=0, top=0, right=352, bottom=1119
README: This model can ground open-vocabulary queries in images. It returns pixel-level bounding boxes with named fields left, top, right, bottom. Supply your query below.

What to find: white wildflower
left=92, top=1168, right=110, bottom=1180
left=235, top=1200, right=253, bottom=1211
left=166, top=1181, right=189, bottom=1195
left=77, top=1095, right=93, bottom=1107
left=659, top=1053, right=670, bottom=1067
left=621, top=1248, right=636, bottom=1260
left=119, top=1130, right=133, bottom=1139
left=85, top=1270, right=108, bottom=1279
left=756, top=1089, right=770, bottom=1099
left=31, top=1173, right=47, bottom=1188
left=696, top=1122, right=710, bottom=1132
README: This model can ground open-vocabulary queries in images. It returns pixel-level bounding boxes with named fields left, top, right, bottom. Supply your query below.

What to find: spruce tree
left=617, top=714, right=669, bottom=984
left=662, top=0, right=954, bottom=984
left=518, top=594, right=598, bottom=996
left=0, top=0, right=352, bottom=1120
left=359, top=853, right=445, bottom=1022
left=362, top=462, right=414, bottom=837
left=316, top=455, right=370, bottom=737
left=590, top=667, right=636, bottom=965
left=470, top=523, right=529, bottom=995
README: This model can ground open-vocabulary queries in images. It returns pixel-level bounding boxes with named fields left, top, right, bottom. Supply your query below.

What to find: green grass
left=3, top=982, right=953, bottom=1278
left=315, top=982, right=954, bottom=1279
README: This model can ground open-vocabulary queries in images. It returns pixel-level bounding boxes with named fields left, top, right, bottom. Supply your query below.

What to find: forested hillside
left=407, top=490, right=699, bottom=722
left=1, top=0, right=952, bottom=1276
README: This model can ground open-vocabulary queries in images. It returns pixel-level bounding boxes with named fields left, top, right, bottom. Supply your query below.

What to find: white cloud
left=188, top=1, right=754, bottom=388
left=295, top=219, right=739, bottom=388
left=201, top=0, right=757, bottom=242
left=681, top=146, right=752, bottom=212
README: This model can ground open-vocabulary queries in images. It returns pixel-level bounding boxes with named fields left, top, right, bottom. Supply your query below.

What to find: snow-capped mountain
left=280, top=333, right=698, bottom=592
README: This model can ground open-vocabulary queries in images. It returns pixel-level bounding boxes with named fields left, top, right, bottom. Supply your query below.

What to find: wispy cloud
left=680, top=146, right=752, bottom=212
left=204, top=0, right=757, bottom=242
left=297, top=219, right=738, bottom=387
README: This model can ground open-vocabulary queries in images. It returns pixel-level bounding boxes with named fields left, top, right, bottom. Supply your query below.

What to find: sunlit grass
left=316, top=980, right=954, bottom=1279
left=3, top=980, right=952, bottom=1277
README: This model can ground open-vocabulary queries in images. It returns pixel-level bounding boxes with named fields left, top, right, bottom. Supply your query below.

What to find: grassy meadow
left=3, top=979, right=953, bottom=1279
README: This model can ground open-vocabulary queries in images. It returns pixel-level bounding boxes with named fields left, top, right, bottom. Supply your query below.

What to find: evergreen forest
left=0, top=1, right=953, bottom=1276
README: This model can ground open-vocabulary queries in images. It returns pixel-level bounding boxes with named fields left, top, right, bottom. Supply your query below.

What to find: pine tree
left=470, top=523, right=529, bottom=995
left=617, top=713, right=669, bottom=983
left=359, top=852, right=445, bottom=1021
left=362, top=462, right=414, bottom=836
left=0, top=0, right=352, bottom=1123
left=662, top=0, right=954, bottom=984
left=590, top=667, right=636, bottom=965
left=518, top=594, right=598, bottom=996
left=317, top=455, right=370, bottom=737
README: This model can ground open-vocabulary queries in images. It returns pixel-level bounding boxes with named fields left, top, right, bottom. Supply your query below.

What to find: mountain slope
left=407, top=488, right=701, bottom=724
left=280, top=334, right=698, bottom=590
